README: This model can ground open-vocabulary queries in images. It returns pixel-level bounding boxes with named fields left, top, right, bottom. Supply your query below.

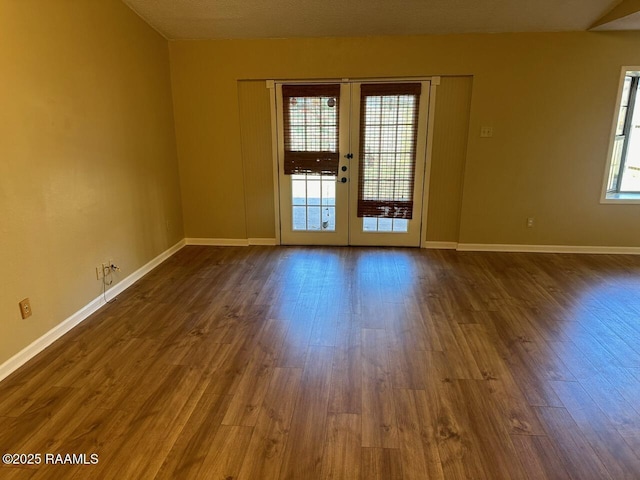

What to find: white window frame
left=601, top=66, right=640, bottom=204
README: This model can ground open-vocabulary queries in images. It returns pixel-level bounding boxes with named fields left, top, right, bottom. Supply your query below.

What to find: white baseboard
left=186, top=238, right=250, bottom=246
left=248, top=238, right=277, bottom=246
left=422, top=241, right=459, bottom=250
left=0, top=239, right=186, bottom=384
left=457, top=243, right=640, bottom=255
left=186, top=237, right=640, bottom=254
left=185, top=238, right=278, bottom=247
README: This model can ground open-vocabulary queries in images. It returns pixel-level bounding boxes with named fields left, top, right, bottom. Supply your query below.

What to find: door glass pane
left=362, top=217, right=409, bottom=233
left=292, top=180, right=306, bottom=205
left=307, top=179, right=321, bottom=205
left=322, top=181, right=335, bottom=205
left=307, top=206, right=321, bottom=230
left=363, top=217, right=378, bottom=231
left=392, top=219, right=408, bottom=232
left=323, top=207, right=336, bottom=230
left=378, top=218, right=393, bottom=232
left=291, top=174, right=336, bottom=231
left=293, top=206, right=306, bottom=231
left=358, top=87, right=419, bottom=220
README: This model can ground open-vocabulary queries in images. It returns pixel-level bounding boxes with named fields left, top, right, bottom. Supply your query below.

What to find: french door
left=275, top=79, right=431, bottom=246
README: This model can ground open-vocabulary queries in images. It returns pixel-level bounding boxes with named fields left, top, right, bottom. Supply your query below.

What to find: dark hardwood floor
left=1, top=245, right=640, bottom=479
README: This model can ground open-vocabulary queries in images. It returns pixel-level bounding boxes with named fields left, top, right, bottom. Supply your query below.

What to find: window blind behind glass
left=357, top=83, right=421, bottom=219
left=282, top=84, right=340, bottom=176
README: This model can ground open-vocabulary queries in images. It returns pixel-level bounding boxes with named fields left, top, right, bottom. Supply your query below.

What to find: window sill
left=601, top=192, right=640, bottom=204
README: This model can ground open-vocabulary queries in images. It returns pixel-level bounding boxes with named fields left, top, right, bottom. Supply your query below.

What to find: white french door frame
left=267, top=76, right=440, bottom=247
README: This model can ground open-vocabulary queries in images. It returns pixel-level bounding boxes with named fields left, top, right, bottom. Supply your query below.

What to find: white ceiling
left=121, top=0, right=634, bottom=40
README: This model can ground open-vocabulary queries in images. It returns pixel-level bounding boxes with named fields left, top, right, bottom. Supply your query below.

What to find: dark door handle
left=341, top=166, right=347, bottom=172
left=340, top=177, right=347, bottom=183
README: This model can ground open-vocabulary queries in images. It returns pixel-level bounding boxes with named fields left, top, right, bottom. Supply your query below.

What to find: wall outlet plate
left=480, top=126, right=493, bottom=138
left=19, top=298, right=32, bottom=319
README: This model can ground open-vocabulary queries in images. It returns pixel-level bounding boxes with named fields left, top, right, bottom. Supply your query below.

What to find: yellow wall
left=427, top=76, right=473, bottom=243
left=170, top=32, right=640, bottom=247
left=0, top=0, right=183, bottom=364
left=238, top=81, right=276, bottom=239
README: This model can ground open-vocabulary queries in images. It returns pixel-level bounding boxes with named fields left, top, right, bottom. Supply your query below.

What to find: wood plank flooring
left=1, top=245, right=640, bottom=479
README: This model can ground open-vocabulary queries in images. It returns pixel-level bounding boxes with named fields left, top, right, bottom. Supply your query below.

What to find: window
left=282, top=84, right=340, bottom=231
left=357, top=83, right=421, bottom=220
left=282, top=84, right=340, bottom=176
left=603, top=68, right=640, bottom=202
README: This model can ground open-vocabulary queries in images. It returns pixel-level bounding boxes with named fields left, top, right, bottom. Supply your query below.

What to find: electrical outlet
left=108, top=260, right=120, bottom=272
left=19, top=298, right=32, bottom=319
left=527, top=217, right=535, bottom=228
left=480, top=126, right=493, bottom=138
left=96, top=260, right=113, bottom=280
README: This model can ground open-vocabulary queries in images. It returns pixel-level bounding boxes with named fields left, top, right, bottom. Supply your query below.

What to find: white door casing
left=272, top=78, right=433, bottom=247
